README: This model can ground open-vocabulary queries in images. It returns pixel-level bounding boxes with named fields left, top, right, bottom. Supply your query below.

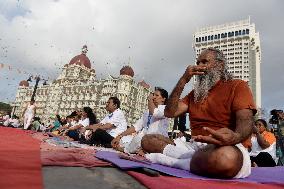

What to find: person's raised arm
left=148, top=94, right=155, bottom=115
left=165, top=65, right=206, bottom=118
left=252, top=125, right=270, bottom=149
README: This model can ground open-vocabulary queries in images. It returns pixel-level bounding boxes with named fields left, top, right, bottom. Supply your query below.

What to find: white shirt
left=78, top=118, right=90, bottom=127
left=122, top=105, right=169, bottom=153
left=100, top=108, right=127, bottom=137
left=133, top=105, right=169, bottom=136
left=250, top=136, right=277, bottom=161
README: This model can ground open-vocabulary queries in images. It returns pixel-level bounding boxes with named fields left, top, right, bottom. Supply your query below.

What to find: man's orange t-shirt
left=182, top=79, right=256, bottom=136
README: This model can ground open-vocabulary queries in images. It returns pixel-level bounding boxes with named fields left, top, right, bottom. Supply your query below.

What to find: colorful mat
left=128, top=171, right=284, bottom=189
left=0, top=126, right=43, bottom=189
left=95, top=151, right=284, bottom=185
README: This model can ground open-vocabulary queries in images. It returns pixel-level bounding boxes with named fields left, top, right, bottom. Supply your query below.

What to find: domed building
left=120, top=66, right=134, bottom=77
left=19, top=80, right=29, bottom=87
left=13, top=46, right=152, bottom=126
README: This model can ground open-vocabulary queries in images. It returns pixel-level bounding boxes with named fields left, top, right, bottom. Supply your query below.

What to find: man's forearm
left=118, top=126, right=136, bottom=138
left=99, top=123, right=114, bottom=130
left=235, top=110, right=254, bottom=143
left=164, top=77, right=188, bottom=117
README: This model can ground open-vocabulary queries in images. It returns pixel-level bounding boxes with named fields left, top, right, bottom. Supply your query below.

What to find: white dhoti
left=145, top=138, right=251, bottom=178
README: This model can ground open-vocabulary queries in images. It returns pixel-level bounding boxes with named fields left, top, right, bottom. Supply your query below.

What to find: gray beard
left=193, top=67, right=222, bottom=103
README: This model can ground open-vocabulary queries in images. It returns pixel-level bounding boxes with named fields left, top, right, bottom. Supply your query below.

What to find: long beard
left=193, top=66, right=222, bottom=103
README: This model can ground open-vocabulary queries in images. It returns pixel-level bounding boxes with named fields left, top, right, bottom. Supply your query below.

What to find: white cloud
left=0, top=0, right=284, bottom=111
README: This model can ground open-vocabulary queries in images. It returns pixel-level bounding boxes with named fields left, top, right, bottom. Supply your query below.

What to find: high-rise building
left=193, top=17, right=261, bottom=108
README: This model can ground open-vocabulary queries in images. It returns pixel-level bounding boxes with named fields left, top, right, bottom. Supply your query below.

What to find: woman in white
left=111, top=87, right=169, bottom=155
left=22, top=100, right=36, bottom=130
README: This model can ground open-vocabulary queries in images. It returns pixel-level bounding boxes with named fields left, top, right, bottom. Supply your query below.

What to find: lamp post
left=31, top=76, right=40, bottom=101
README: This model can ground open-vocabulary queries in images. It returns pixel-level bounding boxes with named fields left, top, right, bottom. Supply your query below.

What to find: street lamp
left=26, top=75, right=41, bottom=101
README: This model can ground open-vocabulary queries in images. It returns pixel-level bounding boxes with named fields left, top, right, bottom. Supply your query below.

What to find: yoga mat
left=128, top=171, right=284, bottom=189
left=95, top=151, right=284, bottom=185
left=0, top=127, right=43, bottom=189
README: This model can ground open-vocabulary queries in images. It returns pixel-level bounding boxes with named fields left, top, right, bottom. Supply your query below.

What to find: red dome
left=139, top=80, right=150, bottom=89
left=19, top=80, right=29, bottom=87
left=120, top=66, right=134, bottom=77
left=69, top=54, right=91, bottom=69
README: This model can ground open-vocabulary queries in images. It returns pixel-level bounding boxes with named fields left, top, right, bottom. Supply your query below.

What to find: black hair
left=109, top=96, right=121, bottom=109
left=256, top=119, right=268, bottom=128
left=56, top=114, right=63, bottom=125
left=69, top=111, right=78, bottom=117
left=155, top=87, right=168, bottom=103
left=83, top=106, right=98, bottom=124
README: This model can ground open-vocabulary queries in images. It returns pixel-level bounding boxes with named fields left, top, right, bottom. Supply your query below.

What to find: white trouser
left=24, top=114, right=33, bottom=130
left=146, top=138, right=251, bottom=178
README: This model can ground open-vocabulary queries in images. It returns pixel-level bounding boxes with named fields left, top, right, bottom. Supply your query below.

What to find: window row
left=196, top=29, right=250, bottom=42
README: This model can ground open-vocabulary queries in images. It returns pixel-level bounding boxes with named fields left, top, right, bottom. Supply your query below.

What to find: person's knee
left=141, top=134, right=154, bottom=152
left=190, top=145, right=243, bottom=178
left=141, top=134, right=169, bottom=153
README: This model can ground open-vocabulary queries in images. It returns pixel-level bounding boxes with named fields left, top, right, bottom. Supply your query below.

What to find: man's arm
left=193, top=109, right=254, bottom=146
left=165, top=65, right=207, bottom=118
left=234, top=109, right=254, bottom=143
left=148, top=94, right=155, bottom=115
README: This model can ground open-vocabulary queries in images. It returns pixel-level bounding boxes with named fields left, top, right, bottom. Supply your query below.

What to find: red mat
left=41, top=148, right=111, bottom=167
left=0, top=127, right=43, bottom=189
left=128, top=171, right=284, bottom=189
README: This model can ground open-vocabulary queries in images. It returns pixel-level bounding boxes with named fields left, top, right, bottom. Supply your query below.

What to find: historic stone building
left=13, top=46, right=152, bottom=126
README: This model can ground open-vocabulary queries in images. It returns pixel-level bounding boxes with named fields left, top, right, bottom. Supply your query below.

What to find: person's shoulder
left=114, top=108, right=125, bottom=116
left=223, top=79, right=246, bottom=85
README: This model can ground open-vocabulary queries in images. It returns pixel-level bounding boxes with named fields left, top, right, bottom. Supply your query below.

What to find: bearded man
left=141, top=48, right=256, bottom=179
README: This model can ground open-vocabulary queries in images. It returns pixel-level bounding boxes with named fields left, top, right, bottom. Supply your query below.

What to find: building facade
left=193, top=17, right=261, bottom=108
left=13, top=46, right=152, bottom=126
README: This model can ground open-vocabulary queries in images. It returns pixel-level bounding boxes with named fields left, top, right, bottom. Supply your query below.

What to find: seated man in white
left=82, top=97, right=127, bottom=147
left=111, top=87, right=169, bottom=155
left=250, top=119, right=277, bottom=167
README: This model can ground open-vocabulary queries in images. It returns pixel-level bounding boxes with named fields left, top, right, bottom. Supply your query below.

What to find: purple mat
left=95, top=151, right=284, bottom=185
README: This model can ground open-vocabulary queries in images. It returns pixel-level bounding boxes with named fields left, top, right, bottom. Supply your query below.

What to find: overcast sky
left=0, top=0, right=283, bottom=114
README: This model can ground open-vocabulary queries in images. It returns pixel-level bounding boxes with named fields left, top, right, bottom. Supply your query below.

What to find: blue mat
left=95, top=151, right=284, bottom=185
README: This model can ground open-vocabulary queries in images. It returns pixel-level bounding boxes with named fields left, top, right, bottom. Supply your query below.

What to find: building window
left=214, top=35, right=217, bottom=39
left=202, top=37, right=204, bottom=41
left=218, top=34, right=220, bottom=39
left=205, top=36, right=207, bottom=41
left=242, top=30, right=246, bottom=35
left=196, top=38, right=198, bottom=42
left=235, top=31, right=238, bottom=36
left=246, top=29, right=249, bottom=34
left=211, top=35, right=214, bottom=40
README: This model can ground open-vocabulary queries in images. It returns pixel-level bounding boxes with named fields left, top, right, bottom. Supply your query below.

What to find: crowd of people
left=0, top=47, right=282, bottom=179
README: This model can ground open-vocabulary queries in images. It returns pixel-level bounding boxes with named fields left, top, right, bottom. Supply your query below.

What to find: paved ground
left=43, top=167, right=146, bottom=189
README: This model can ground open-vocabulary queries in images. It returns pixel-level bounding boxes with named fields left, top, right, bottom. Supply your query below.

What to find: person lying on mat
left=140, top=48, right=256, bottom=179
left=111, top=87, right=169, bottom=155
left=81, top=97, right=127, bottom=147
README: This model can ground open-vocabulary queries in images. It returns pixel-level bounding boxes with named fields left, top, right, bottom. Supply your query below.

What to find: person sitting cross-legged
left=140, top=48, right=256, bottom=179
left=111, top=87, right=169, bottom=155
left=82, top=97, right=127, bottom=148
left=249, top=119, right=277, bottom=167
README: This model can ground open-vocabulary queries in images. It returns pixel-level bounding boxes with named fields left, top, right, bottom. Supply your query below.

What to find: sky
left=0, top=0, right=283, bottom=115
